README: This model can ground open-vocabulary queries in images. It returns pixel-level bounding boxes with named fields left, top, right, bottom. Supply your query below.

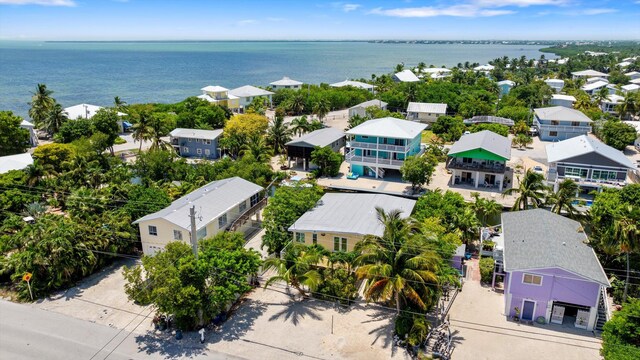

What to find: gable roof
left=393, top=69, right=420, bottom=82
left=201, top=85, right=229, bottom=92
left=551, top=94, right=576, bottom=102
left=497, top=80, right=515, bottom=86
left=544, top=78, right=565, bottom=84
left=286, top=127, right=345, bottom=148
left=473, top=64, right=494, bottom=71
left=534, top=106, right=592, bottom=123
left=169, top=128, right=223, bottom=140
left=346, top=117, right=427, bottom=139
left=572, top=69, right=608, bottom=77
left=329, top=80, right=375, bottom=90
left=501, top=209, right=609, bottom=286
left=270, top=76, right=303, bottom=86
left=0, top=153, right=33, bottom=174
left=20, top=119, right=34, bottom=127
left=581, top=81, right=609, bottom=92
left=545, top=135, right=635, bottom=169
left=621, top=84, right=640, bottom=92
left=462, top=115, right=515, bottom=126
left=407, top=102, right=447, bottom=114
left=349, top=99, right=387, bottom=110
left=229, top=85, right=274, bottom=98
left=448, top=130, right=511, bottom=160
left=133, top=177, right=263, bottom=230
left=288, top=193, right=416, bottom=237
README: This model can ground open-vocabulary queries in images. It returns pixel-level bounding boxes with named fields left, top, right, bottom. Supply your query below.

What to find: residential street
left=0, top=300, right=245, bottom=360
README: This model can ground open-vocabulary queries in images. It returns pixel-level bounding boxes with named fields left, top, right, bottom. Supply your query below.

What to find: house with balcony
left=545, top=135, right=635, bottom=193
left=285, top=127, right=345, bottom=170
left=133, top=177, right=264, bottom=256
left=406, top=102, right=447, bottom=124
left=581, top=80, right=609, bottom=96
left=345, top=117, right=426, bottom=178
left=229, top=85, right=274, bottom=111
left=533, top=106, right=592, bottom=141
left=169, top=128, right=222, bottom=160
left=600, top=94, right=624, bottom=115
left=549, top=94, right=576, bottom=108
left=446, top=130, right=511, bottom=191
left=348, top=99, right=387, bottom=119
left=197, top=85, right=240, bottom=110
left=497, top=209, right=610, bottom=331
left=269, top=76, right=304, bottom=90
left=288, top=193, right=416, bottom=252
left=544, top=79, right=565, bottom=93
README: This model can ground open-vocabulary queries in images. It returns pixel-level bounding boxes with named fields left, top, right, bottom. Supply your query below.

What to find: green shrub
left=601, top=298, right=640, bottom=360
left=479, top=257, right=494, bottom=283
left=315, top=268, right=358, bottom=305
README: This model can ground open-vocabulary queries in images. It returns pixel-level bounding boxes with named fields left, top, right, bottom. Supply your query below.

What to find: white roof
left=497, top=80, right=515, bottom=86
left=20, top=119, right=34, bottom=127
left=572, top=69, right=608, bottom=77
left=407, top=102, right=447, bottom=114
left=201, top=85, right=229, bottom=92
left=551, top=94, right=576, bottom=102
left=603, top=94, right=624, bottom=104
left=269, top=76, right=303, bottom=86
left=546, top=135, right=635, bottom=169
left=473, top=64, right=494, bottom=71
left=419, top=67, right=451, bottom=74
left=329, top=80, right=375, bottom=90
left=197, top=93, right=238, bottom=102
left=346, top=117, right=427, bottom=139
left=0, top=153, right=33, bottom=174
left=617, top=61, right=632, bottom=68
left=229, top=85, right=274, bottom=98
left=586, top=77, right=609, bottom=84
left=621, top=84, right=640, bottom=92
left=581, top=81, right=609, bottom=92
left=624, top=71, right=640, bottom=77
left=64, top=104, right=103, bottom=120
left=286, top=127, right=344, bottom=148
left=393, top=69, right=420, bottom=82
left=622, top=121, right=640, bottom=133
left=169, top=128, right=223, bottom=140
left=349, top=99, right=387, bottom=109
left=631, top=78, right=640, bottom=85
left=133, top=177, right=263, bottom=230
left=534, top=106, right=592, bottom=123
left=544, top=78, right=565, bottom=84
left=288, top=193, right=416, bottom=237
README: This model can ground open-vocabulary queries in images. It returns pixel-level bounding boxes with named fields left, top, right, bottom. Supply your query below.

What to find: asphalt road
left=0, top=300, right=245, bottom=360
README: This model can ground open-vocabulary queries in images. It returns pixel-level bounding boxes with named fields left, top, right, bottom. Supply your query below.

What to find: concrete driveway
left=448, top=259, right=602, bottom=360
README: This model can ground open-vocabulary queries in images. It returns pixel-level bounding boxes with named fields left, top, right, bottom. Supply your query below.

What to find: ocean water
left=0, top=41, right=553, bottom=118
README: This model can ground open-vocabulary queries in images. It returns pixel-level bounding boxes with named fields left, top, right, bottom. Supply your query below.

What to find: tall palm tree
left=132, top=112, right=153, bottom=152
left=611, top=206, right=639, bottom=303
left=241, top=134, right=273, bottom=163
left=148, top=117, right=171, bottom=152
left=355, top=207, right=441, bottom=314
left=287, top=93, right=306, bottom=115
left=290, top=116, right=310, bottom=136
left=29, top=83, right=55, bottom=127
left=616, top=92, right=638, bottom=120
left=42, top=103, right=68, bottom=134
left=503, top=169, right=549, bottom=211
left=113, top=96, right=128, bottom=113
left=266, top=116, right=292, bottom=154
left=594, top=86, right=610, bottom=106
left=313, top=99, right=331, bottom=123
left=470, top=193, right=503, bottom=226
left=452, top=206, right=481, bottom=243
left=263, top=243, right=323, bottom=299
left=547, top=179, right=580, bottom=219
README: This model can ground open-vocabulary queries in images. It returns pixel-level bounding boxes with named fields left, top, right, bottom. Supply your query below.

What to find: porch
left=449, top=168, right=508, bottom=192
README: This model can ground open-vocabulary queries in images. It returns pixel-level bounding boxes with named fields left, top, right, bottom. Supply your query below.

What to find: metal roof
left=544, top=78, right=565, bottom=84
left=349, top=99, right=387, bottom=109
left=346, top=117, right=427, bottom=139
left=201, top=85, right=229, bottom=92
left=329, top=80, right=375, bottom=90
left=448, top=130, right=512, bottom=160
left=621, top=84, right=640, bottom=92
left=229, top=85, right=274, bottom=98
left=551, top=94, right=576, bottom=102
left=407, top=102, right=447, bottom=114
left=393, top=70, right=420, bottom=82
left=288, top=193, right=416, bottom=237
left=497, top=80, right=515, bottom=86
left=286, top=127, right=345, bottom=148
left=545, top=135, right=635, bottom=169
left=169, top=128, right=223, bottom=140
left=534, top=106, right=593, bottom=123
left=0, top=153, right=33, bottom=174
left=572, top=69, right=609, bottom=77
left=501, top=209, right=609, bottom=286
left=133, top=177, right=263, bottom=230
left=473, top=64, right=494, bottom=71
left=463, top=115, right=515, bottom=126
left=270, top=76, right=303, bottom=86
left=581, top=81, right=609, bottom=92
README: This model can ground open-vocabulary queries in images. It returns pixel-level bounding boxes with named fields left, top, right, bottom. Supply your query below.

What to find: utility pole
left=189, top=206, right=198, bottom=259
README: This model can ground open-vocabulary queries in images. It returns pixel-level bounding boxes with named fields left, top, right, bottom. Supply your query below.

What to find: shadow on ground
left=267, top=298, right=323, bottom=325
left=135, top=331, right=207, bottom=359
left=210, top=298, right=268, bottom=343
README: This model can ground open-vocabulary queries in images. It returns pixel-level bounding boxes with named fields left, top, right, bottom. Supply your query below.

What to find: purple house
left=498, top=209, right=610, bottom=331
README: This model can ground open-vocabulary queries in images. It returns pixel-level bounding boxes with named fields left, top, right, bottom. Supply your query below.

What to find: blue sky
left=0, top=0, right=638, bottom=40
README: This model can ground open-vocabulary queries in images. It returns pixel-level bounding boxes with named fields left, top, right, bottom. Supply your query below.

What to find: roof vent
left=562, top=242, right=566, bottom=246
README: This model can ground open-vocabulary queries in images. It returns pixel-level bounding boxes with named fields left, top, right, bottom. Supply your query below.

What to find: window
left=205, top=149, right=211, bottom=156
left=196, top=139, right=201, bottom=143
left=197, top=148, right=202, bottom=155
left=218, top=213, right=228, bottom=228
left=565, top=167, right=588, bottom=178
left=196, top=227, right=207, bottom=239
left=571, top=122, right=580, bottom=127
left=205, top=139, right=211, bottom=145
left=523, top=273, right=543, bottom=285
left=592, top=170, right=617, bottom=180
left=333, top=237, right=347, bottom=252
left=551, top=121, right=560, bottom=126
left=361, top=136, right=369, bottom=139
left=183, top=147, right=189, bottom=154
left=312, top=233, right=317, bottom=245
left=549, top=131, right=558, bottom=137
left=462, top=157, right=473, bottom=164
left=148, top=225, right=158, bottom=236
left=173, top=230, right=183, bottom=240
left=250, top=193, right=260, bottom=206
left=239, top=200, right=247, bottom=212
left=296, top=232, right=305, bottom=243
left=188, top=138, right=192, bottom=142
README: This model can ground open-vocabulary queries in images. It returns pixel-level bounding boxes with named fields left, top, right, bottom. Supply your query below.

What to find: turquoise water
left=0, top=41, right=553, bottom=117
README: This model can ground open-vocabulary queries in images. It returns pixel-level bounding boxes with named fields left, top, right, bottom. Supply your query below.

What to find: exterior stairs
left=595, top=286, right=609, bottom=332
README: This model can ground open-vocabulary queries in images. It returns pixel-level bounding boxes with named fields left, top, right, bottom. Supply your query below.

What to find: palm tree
left=263, top=243, right=323, bottom=299
left=290, top=116, right=310, bottom=136
left=470, top=193, right=503, bottom=227
left=41, top=103, right=67, bottom=135
left=611, top=206, right=639, bottom=303
left=113, top=96, right=128, bottom=113
left=132, top=112, right=153, bottom=152
left=313, top=99, right=331, bottom=123
left=503, top=169, right=549, bottom=211
left=29, top=83, right=55, bottom=127
left=355, top=207, right=441, bottom=314
left=547, top=179, right=580, bottom=219
left=616, top=92, right=638, bottom=120
left=394, top=63, right=405, bottom=73
left=148, top=117, right=171, bottom=152
left=452, top=206, right=481, bottom=243
left=241, top=134, right=273, bottom=163
left=24, top=160, right=57, bottom=187
left=287, top=93, right=306, bottom=115
left=266, top=116, right=292, bottom=154
left=594, top=86, right=610, bottom=106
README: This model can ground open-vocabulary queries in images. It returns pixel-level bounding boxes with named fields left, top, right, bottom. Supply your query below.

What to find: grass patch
left=421, top=130, right=437, bottom=143
left=114, top=137, right=127, bottom=145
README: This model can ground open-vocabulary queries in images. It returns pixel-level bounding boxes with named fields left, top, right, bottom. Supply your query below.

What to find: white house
left=20, top=119, right=37, bottom=147
left=625, top=71, right=640, bottom=80
left=544, top=79, right=565, bottom=93
left=0, top=153, right=33, bottom=174
left=393, top=69, right=420, bottom=83
left=229, top=85, right=274, bottom=111
left=348, top=99, right=387, bottom=118
left=631, top=78, right=640, bottom=85
left=63, top=103, right=127, bottom=132
left=269, top=76, right=304, bottom=91
left=406, top=102, right=447, bottom=124
left=133, top=177, right=264, bottom=256
left=473, top=64, right=495, bottom=72
left=581, top=81, right=609, bottom=96
left=330, top=80, right=375, bottom=93
left=550, top=94, right=576, bottom=108
left=418, top=67, right=451, bottom=80
left=572, top=70, right=608, bottom=80
left=621, top=84, right=640, bottom=94
left=616, top=61, right=632, bottom=68
left=600, top=94, right=624, bottom=115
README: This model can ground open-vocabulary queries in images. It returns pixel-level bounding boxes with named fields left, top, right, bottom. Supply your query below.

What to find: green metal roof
left=448, top=148, right=509, bottom=161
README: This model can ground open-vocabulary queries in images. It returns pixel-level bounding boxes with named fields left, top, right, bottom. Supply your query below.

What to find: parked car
left=532, top=165, right=544, bottom=175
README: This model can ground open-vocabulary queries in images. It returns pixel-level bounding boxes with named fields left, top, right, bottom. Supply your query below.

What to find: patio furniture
left=346, top=172, right=359, bottom=180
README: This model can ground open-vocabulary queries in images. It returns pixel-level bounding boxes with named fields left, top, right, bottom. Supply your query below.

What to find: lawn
left=421, top=130, right=438, bottom=143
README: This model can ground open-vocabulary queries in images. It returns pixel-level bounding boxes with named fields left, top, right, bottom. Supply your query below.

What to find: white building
left=406, top=102, right=447, bottom=124
left=269, top=76, right=304, bottom=90
left=572, top=70, right=609, bottom=80
left=600, top=94, right=624, bottom=115
left=581, top=81, right=609, bottom=96
left=63, top=103, right=127, bottom=132
left=392, top=69, right=420, bottom=83
left=418, top=67, right=451, bottom=80
left=330, top=80, right=375, bottom=93
left=473, top=64, right=495, bottom=72
left=348, top=99, right=387, bottom=118
left=625, top=71, right=640, bottom=80
left=229, top=85, right=274, bottom=111
left=550, top=94, right=576, bottom=108
left=544, top=79, right=565, bottom=93
left=621, top=84, right=640, bottom=94
left=0, top=153, right=33, bottom=174
left=20, top=119, right=37, bottom=147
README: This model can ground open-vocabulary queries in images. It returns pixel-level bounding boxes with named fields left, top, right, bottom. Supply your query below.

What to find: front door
left=522, top=300, right=535, bottom=321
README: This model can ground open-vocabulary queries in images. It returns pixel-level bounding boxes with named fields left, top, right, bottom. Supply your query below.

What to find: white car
left=532, top=165, right=544, bottom=175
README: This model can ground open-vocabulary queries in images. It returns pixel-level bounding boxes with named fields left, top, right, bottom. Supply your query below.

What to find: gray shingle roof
left=501, top=209, right=609, bottom=286
left=169, top=128, right=223, bottom=140
left=448, top=130, right=512, bottom=160
left=545, top=135, right=635, bottom=169
left=289, top=193, right=416, bottom=237
left=286, top=127, right=345, bottom=148
left=534, top=106, right=593, bottom=123
left=133, top=177, right=263, bottom=231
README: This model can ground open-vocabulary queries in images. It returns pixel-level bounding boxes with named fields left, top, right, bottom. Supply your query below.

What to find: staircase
left=366, top=166, right=385, bottom=178
left=595, top=286, right=609, bottom=332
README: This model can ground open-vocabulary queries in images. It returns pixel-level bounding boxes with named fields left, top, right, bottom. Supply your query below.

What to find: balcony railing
left=534, top=119, right=592, bottom=133
left=345, top=152, right=405, bottom=168
left=346, top=141, right=409, bottom=153
left=446, top=160, right=507, bottom=174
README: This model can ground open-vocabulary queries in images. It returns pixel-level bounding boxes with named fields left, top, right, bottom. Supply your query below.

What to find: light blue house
left=533, top=107, right=592, bottom=141
left=170, top=128, right=223, bottom=160
left=497, top=80, right=515, bottom=97
left=345, top=117, right=426, bottom=178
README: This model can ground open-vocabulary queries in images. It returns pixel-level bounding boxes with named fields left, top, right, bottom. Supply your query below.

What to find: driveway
left=448, top=259, right=602, bottom=360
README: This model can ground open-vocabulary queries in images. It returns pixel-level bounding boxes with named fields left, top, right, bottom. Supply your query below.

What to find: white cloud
left=370, top=5, right=514, bottom=18
left=0, top=0, right=75, bottom=5
left=342, top=3, right=361, bottom=12
left=237, top=19, right=257, bottom=26
left=580, top=8, right=618, bottom=15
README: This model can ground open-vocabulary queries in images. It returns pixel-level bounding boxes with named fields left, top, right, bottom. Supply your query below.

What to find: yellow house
left=288, top=193, right=416, bottom=252
left=197, top=85, right=240, bottom=110
left=133, top=177, right=263, bottom=256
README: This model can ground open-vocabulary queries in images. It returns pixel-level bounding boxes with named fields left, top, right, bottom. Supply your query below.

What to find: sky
left=0, top=0, right=639, bottom=41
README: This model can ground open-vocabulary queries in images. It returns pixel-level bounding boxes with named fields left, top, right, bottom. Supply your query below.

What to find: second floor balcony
left=346, top=140, right=410, bottom=153
left=534, top=118, right=592, bottom=133
left=446, top=159, right=507, bottom=174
